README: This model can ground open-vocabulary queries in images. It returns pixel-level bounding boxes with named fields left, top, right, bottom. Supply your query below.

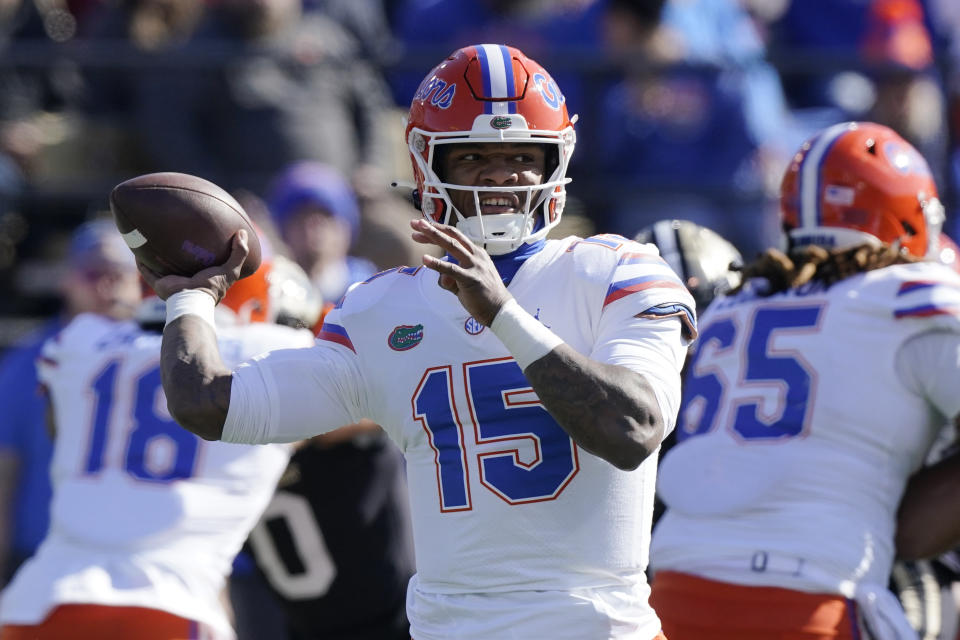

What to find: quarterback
left=142, top=45, right=695, bottom=639
left=649, top=122, right=960, bottom=640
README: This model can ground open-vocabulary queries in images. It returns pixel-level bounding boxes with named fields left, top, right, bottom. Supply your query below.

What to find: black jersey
left=247, top=431, right=415, bottom=640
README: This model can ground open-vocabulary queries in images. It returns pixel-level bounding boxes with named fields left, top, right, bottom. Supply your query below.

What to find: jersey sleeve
left=895, top=330, right=960, bottom=422
left=588, top=238, right=694, bottom=438
left=599, top=239, right=698, bottom=342
left=222, top=340, right=369, bottom=445
left=591, top=313, right=687, bottom=439
left=890, top=277, right=960, bottom=330
left=36, top=314, right=117, bottom=389
left=35, top=332, right=61, bottom=391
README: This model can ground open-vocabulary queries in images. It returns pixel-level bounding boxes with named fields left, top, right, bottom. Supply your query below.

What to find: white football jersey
left=222, top=235, right=696, bottom=639
left=651, top=261, right=960, bottom=598
left=0, top=313, right=315, bottom=637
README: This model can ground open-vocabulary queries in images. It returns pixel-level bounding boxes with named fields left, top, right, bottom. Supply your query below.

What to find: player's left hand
left=411, top=218, right=511, bottom=326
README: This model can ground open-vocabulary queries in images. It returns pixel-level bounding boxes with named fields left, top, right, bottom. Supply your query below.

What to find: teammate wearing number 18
left=0, top=254, right=317, bottom=640
left=649, top=122, right=960, bottom=639
left=141, top=45, right=696, bottom=639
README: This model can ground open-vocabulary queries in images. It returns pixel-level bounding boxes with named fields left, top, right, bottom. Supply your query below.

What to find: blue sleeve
left=0, top=344, right=43, bottom=450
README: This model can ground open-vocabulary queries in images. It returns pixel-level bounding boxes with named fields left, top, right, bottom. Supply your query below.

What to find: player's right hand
left=138, top=230, right=249, bottom=304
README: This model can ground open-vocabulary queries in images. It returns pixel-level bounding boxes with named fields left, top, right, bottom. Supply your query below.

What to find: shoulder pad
left=862, top=262, right=960, bottom=331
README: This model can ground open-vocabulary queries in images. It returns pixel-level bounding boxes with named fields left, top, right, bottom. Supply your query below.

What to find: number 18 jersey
left=0, top=314, right=315, bottom=637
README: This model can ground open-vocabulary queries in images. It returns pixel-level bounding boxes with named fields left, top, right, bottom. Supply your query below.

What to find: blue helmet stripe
left=800, top=122, right=853, bottom=229
left=497, top=44, right=517, bottom=114
left=476, top=45, right=493, bottom=114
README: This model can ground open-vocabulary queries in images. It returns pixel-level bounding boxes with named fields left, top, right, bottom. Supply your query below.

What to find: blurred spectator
left=924, top=0, right=960, bottom=235
left=132, top=0, right=395, bottom=195
left=266, top=161, right=378, bottom=303
left=596, top=0, right=795, bottom=258
left=0, top=219, right=139, bottom=586
left=768, top=0, right=946, bottom=168
left=0, top=1, right=79, bottom=186
left=303, top=0, right=399, bottom=66
left=388, top=0, right=605, bottom=112
left=81, top=0, right=206, bottom=112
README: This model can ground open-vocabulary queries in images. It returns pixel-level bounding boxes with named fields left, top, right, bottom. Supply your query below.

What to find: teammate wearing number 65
left=139, top=45, right=696, bottom=640
left=648, top=122, right=960, bottom=640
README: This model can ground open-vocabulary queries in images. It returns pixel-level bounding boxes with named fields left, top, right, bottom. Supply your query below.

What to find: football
left=109, top=172, right=262, bottom=279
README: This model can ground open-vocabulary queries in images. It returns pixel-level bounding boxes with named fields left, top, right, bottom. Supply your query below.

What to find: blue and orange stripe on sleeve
left=316, top=322, right=356, bottom=353
left=604, top=275, right=687, bottom=308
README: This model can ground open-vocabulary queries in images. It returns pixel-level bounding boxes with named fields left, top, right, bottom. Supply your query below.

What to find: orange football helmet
left=402, top=44, right=577, bottom=255
left=221, top=255, right=321, bottom=328
left=780, top=121, right=944, bottom=258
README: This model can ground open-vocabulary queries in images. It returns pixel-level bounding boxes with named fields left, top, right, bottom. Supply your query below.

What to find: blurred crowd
left=0, top=1, right=958, bottom=639
left=0, top=0, right=958, bottom=346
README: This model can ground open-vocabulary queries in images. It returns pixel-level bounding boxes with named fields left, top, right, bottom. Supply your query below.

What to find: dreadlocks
left=732, top=243, right=921, bottom=297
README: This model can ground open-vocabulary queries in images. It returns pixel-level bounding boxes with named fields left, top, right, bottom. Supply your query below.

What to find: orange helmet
left=780, top=121, right=944, bottom=258
left=221, top=255, right=322, bottom=328
left=403, top=44, right=577, bottom=255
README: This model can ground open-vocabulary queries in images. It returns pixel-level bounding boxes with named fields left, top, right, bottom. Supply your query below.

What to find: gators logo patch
left=490, top=116, right=512, bottom=130
left=388, top=324, right=424, bottom=351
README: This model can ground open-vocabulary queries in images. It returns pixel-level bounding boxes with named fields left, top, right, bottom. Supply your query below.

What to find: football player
left=648, top=121, right=960, bottom=639
left=140, top=44, right=696, bottom=639
left=0, top=254, right=317, bottom=640
left=633, top=219, right=743, bottom=315
left=633, top=219, right=743, bottom=527
left=0, top=220, right=142, bottom=588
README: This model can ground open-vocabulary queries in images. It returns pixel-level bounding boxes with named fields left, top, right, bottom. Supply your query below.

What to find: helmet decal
left=414, top=76, right=456, bottom=109
left=533, top=72, right=565, bottom=111
left=881, top=139, right=930, bottom=176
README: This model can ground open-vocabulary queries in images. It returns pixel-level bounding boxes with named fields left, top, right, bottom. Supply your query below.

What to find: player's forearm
left=489, top=299, right=665, bottom=470
left=524, top=348, right=665, bottom=471
left=161, top=316, right=232, bottom=440
left=895, top=448, right=960, bottom=560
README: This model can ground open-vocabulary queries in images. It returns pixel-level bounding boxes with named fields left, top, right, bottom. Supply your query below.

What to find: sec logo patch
left=464, top=317, right=484, bottom=335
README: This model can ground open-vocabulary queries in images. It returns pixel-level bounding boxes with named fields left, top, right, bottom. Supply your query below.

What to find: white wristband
left=165, top=289, right=217, bottom=330
left=490, top=298, right=564, bottom=370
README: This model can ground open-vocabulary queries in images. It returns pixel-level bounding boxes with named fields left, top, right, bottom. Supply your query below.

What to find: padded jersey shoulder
left=330, top=265, right=428, bottom=317
left=855, top=261, right=960, bottom=333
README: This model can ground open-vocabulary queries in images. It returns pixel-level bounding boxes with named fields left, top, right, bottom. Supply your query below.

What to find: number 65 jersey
left=651, top=260, right=960, bottom=596
left=222, top=235, right=696, bottom=639
left=0, top=313, right=315, bottom=638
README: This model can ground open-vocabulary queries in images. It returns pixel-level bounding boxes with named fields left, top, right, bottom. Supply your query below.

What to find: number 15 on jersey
left=413, top=357, right=580, bottom=511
